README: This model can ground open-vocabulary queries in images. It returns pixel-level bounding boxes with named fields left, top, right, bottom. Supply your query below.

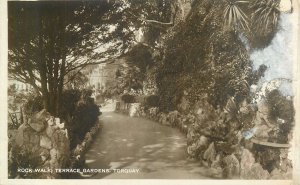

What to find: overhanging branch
left=144, top=19, right=173, bottom=25
left=128, top=11, right=174, bottom=27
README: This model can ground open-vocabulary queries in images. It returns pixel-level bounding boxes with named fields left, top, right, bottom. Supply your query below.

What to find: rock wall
left=124, top=100, right=293, bottom=179
left=9, top=109, right=70, bottom=178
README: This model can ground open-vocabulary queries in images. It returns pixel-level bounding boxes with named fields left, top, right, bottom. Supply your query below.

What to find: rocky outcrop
left=28, top=109, right=50, bottom=132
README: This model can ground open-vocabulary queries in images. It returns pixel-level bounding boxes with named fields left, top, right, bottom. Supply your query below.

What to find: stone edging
left=69, top=120, right=103, bottom=172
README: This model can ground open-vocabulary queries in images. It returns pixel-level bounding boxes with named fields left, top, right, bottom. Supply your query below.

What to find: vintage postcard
left=0, top=0, right=299, bottom=185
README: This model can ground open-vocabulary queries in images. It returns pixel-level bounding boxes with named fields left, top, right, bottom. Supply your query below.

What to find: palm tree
left=250, top=0, right=281, bottom=34
left=223, top=0, right=250, bottom=31
left=222, top=0, right=282, bottom=48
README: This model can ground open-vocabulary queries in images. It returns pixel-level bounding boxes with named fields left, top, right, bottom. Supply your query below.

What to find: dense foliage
left=69, top=92, right=100, bottom=149
left=144, top=95, right=160, bottom=108
left=266, top=89, right=294, bottom=143
left=155, top=0, right=283, bottom=112
left=23, top=95, right=44, bottom=115
left=8, top=1, right=140, bottom=115
left=121, top=94, right=136, bottom=104
left=157, top=0, right=252, bottom=112
left=8, top=146, right=42, bottom=178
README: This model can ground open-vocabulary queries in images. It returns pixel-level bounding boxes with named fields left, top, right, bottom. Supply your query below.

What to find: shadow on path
left=84, top=112, right=217, bottom=179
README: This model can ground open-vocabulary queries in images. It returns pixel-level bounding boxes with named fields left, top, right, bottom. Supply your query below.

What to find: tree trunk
left=53, top=58, right=59, bottom=116
left=49, top=88, right=55, bottom=114
left=38, top=19, right=50, bottom=112
left=47, top=64, right=55, bottom=114
left=47, top=27, right=57, bottom=115
left=56, top=51, right=66, bottom=117
left=41, top=75, right=49, bottom=112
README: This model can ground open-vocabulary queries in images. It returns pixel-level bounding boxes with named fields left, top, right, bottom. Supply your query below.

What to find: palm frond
left=223, top=0, right=250, bottom=31
left=250, top=0, right=280, bottom=33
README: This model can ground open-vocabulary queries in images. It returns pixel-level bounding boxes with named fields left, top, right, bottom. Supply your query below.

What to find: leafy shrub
left=267, top=89, right=294, bottom=122
left=59, top=89, right=82, bottom=119
left=252, top=144, right=281, bottom=173
left=115, top=44, right=154, bottom=93
left=248, top=0, right=281, bottom=48
left=70, top=96, right=100, bottom=148
left=8, top=89, right=42, bottom=129
left=145, top=95, right=159, bottom=107
left=220, top=0, right=281, bottom=48
left=249, top=64, right=268, bottom=85
left=121, top=94, right=136, bottom=103
left=125, top=44, right=153, bottom=74
left=8, top=85, right=28, bottom=112
left=23, top=95, right=43, bottom=115
left=8, top=145, right=42, bottom=178
left=266, top=89, right=294, bottom=143
left=59, top=89, right=100, bottom=149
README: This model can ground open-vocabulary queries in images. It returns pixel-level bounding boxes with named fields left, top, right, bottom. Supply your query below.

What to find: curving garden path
left=84, top=110, right=218, bottom=179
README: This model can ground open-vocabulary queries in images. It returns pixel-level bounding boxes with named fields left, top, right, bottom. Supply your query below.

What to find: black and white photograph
left=2, top=0, right=300, bottom=182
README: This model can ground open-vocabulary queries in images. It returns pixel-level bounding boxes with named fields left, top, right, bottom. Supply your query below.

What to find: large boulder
left=29, top=134, right=40, bottom=146
left=40, top=135, right=52, bottom=149
left=203, top=142, right=216, bottom=163
left=197, top=136, right=209, bottom=148
left=187, top=143, right=198, bottom=157
left=52, top=130, right=69, bottom=151
left=49, top=148, right=60, bottom=169
left=45, top=125, right=56, bottom=138
left=246, top=163, right=270, bottom=179
left=240, top=148, right=255, bottom=177
left=39, top=148, right=50, bottom=162
left=29, top=109, right=51, bottom=132
left=15, top=124, right=31, bottom=146
left=222, top=154, right=240, bottom=178
left=187, top=126, right=197, bottom=145
left=270, top=167, right=292, bottom=179
left=240, top=148, right=270, bottom=179
left=187, top=134, right=208, bottom=158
